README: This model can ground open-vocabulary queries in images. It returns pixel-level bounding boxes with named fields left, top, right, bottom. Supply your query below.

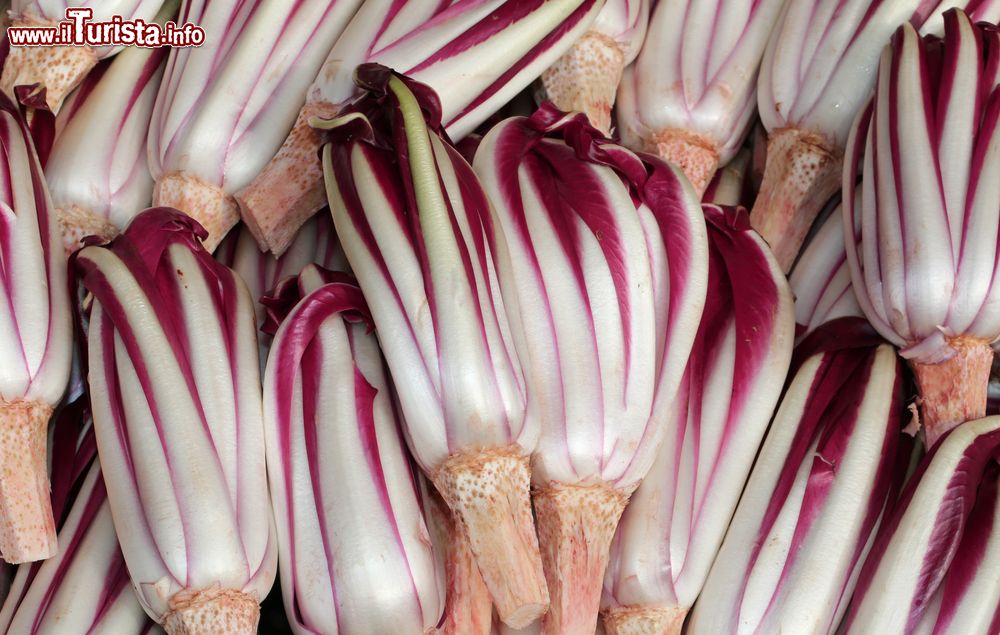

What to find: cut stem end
left=540, top=31, right=624, bottom=136
left=1, top=16, right=98, bottom=114
left=153, top=172, right=239, bottom=252
left=649, top=130, right=720, bottom=197
left=57, top=204, right=119, bottom=255
left=602, top=606, right=688, bottom=635
left=750, top=127, right=841, bottom=272
left=0, top=399, right=56, bottom=563
left=162, top=587, right=260, bottom=635
left=236, top=101, right=338, bottom=256
left=534, top=482, right=628, bottom=635
left=910, top=338, right=994, bottom=449
left=426, top=486, right=492, bottom=635
left=431, top=447, right=549, bottom=629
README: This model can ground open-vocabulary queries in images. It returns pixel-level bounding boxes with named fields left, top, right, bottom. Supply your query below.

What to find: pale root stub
left=0, top=16, right=97, bottom=114
left=651, top=130, right=719, bottom=197
left=57, top=205, right=120, bottom=254
left=911, top=337, right=994, bottom=449
left=431, top=449, right=549, bottom=630
left=541, top=31, right=624, bottom=135
left=751, top=127, right=841, bottom=272
left=162, top=587, right=259, bottom=635
left=0, top=400, right=56, bottom=563
left=534, top=483, right=629, bottom=635
left=237, top=102, right=340, bottom=256
left=603, top=606, right=687, bottom=635
left=425, top=487, right=492, bottom=635
left=154, top=173, right=240, bottom=252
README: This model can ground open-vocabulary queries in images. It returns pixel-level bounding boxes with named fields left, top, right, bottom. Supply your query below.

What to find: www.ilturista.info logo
left=7, top=8, right=205, bottom=48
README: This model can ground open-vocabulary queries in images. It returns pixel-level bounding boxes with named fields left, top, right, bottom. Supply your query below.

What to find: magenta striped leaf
left=238, top=0, right=604, bottom=256
left=147, top=0, right=364, bottom=249
left=601, top=205, right=793, bottom=626
left=917, top=0, right=1000, bottom=34
left=215, top=213, right=347, bottom=371
left=845, top=416, right=1000, bottom=633
left=789, top=202, right=864, bottom=340
left=588, top=0, right=648, bottom=65
left=262, top=265, right=444, bottom=635
left=0, top=409, right=161, bottom=634
left=45, top=22, right=168, bottom=252
left=912, top=463, right=1000, bottom=635
left=473, top=103, right=709, bottom=492
left=843, top=10, right=1000, bottom=364
left=334, top=0, right=604, bottom=139
left=76, top=208, right=276, bottom=631
left=688, top=324, right=909, bottom=635
left=618, top=0, right=785, bottom=179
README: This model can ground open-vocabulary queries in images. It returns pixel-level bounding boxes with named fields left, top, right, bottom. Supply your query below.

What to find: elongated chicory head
left=262, top=265, right=444, bottom=635
left=688, top=322, right=909, bottom=635
left=473, top=104, right=709, bottom=634
left=843, top=9, right=1000, bottom=448
left=0, top=91, right=72, bottom=563
left=602, top=205, right=794, bottom=634
left=318, top=64, right=546, bottom=628
left=76, top=208, right=276, bottom=634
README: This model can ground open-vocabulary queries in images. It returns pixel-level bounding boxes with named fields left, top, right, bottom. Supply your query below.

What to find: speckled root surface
left=431, top=447, right=549, bottom=629
left=426, top=487, right=492, bottom=635
left=533, top=482, right=628, bottom=635
left=911, top=337, right=994, bottom=449
left=602, top=606, right=687, bottom=635
left=163, top=587, right=260, bottom=635
left=749, top=127, right=842, bottom=272
left=0, top=399, right=56, bottom=563
left=0, top=15, right=98, bottom=114
left=236, top=101, right=339, bottom=256
left=541, top=31, right=624, bottom=135
left=154, top=172, right=240, bottom=252
left=651, top=130, right=719, bottom=197
left=57, top=204, right=119, bottom=254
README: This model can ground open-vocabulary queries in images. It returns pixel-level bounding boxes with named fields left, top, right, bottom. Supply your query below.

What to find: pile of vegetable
left=2, top=1, right=1000, bottom=633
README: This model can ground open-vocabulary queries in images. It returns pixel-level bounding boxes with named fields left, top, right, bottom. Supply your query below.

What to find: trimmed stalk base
left=1, top=16, right=97, bottom=114
left=236, top=101, right=339, bottom=256
left=603, top=606, right=687, bottom=635
left=0, top=399, right=56, bottom=563
left=534, top=482, right=628, bottom=635
left=540, top=31, right=624, bottom=135
left=910, top=337, right=993, bottom=449
left=750, top=127, right=842, bottom=272
left=57, top=205, right=119, bottom=254
left=431, top=447, right=548, bottom=629
left=154, top=172, right=239, bottom=252
left=162, top=587, right=259, bottom=635
left=425, top=487, right=492, bottom=635
left=650, top=130, right=719, bottom=198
